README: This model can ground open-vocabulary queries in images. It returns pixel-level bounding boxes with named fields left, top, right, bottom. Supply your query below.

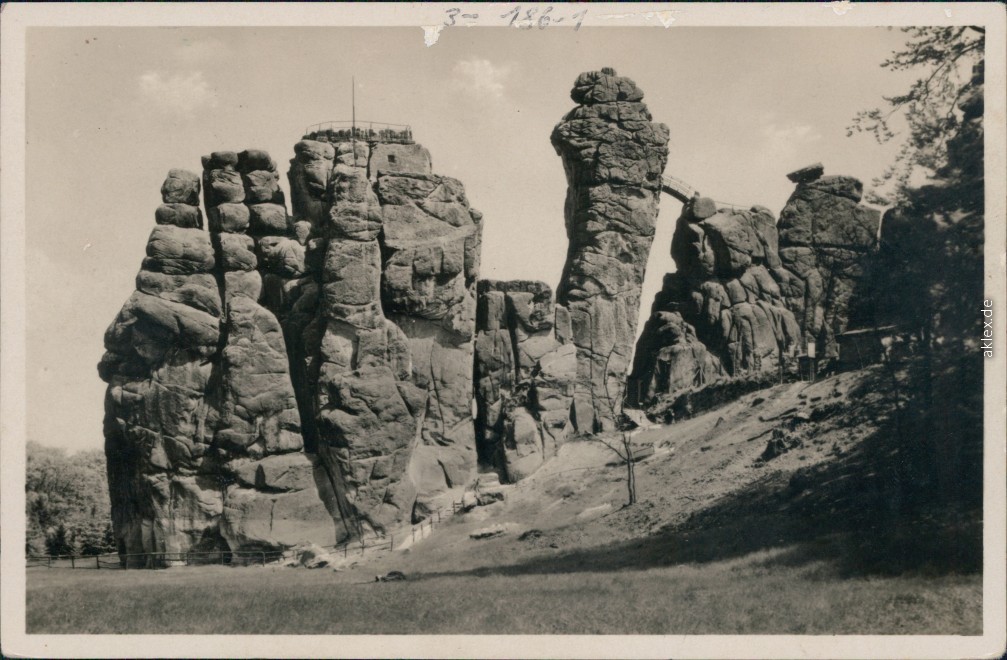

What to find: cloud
left=137, top=70, right=217, bottom=118
left=759, top=117, right=823, bottom=169
left=451, top=58, right=513, bottom=99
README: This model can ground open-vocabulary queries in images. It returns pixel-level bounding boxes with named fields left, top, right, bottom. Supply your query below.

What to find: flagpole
left=352, top=75, right=357, bottom=166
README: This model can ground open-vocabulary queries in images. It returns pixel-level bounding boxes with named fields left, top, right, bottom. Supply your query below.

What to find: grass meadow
left=26, top=549, right=981, bottom=635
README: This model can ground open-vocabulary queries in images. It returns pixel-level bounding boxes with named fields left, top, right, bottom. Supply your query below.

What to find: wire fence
left=27, top=499, right=471, bottom=570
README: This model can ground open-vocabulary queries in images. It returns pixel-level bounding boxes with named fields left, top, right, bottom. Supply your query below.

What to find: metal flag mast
left=351, top=75, right=357, bottom=167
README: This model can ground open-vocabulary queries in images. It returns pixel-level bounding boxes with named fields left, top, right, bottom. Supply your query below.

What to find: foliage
left=847, top=26, right=984, bottom=204
left=26, top=442, right=115, bottom=556
left=45, top=524, right=75, bottom=557
left=854, top=27, right=985, bottom=508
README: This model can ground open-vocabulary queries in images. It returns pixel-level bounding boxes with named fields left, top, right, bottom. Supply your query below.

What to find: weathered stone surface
left=101, top=150, right=340, bottom=564
left=160, top=169, right=201, bottom=206
left=288, top=140, right=334, bottom=232
left=155, top=203, right=203, bottom=229
left=217, top=233, right=258, bottom=272
left=204, top=168, right=245, bottom=206
left=629, top=205, right=800, bottom=405
left=551, top=69, right=669, bottom=432
left=257, top=237, right=306, bottom=278
left=369, top=143, right=432, bottom=179
left=267, top=140, right=484, bottom=535
left=142, top=226, right=215, bottom=275
left=207, top=203, right=251, bottom=234
left=628, top=311, right=723, bottom=402
left=329, top=167, right=383, bottom=241
left=691, top=196, right=718, bottom=220
left=473, top=280, right=575, bottom=482
left=786, top=162, right=824, bottom=184
left=630, top=166, right=879, bottom=406
left=777, top=170, right=880, bottom=356
left=248, top=203, right=289, bottom=236
left=242, top=170, right=284, bottom=204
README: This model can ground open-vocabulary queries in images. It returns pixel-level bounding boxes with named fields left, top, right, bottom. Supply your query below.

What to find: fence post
left=344, top=544, right=348, bottom=559
left=412, top=527, right=415, bottom=543
left=47, top=556, right=51, bottom=568
left=96, top=555, right=100, bottom=570
left=70, top=556, right=75, bottom=569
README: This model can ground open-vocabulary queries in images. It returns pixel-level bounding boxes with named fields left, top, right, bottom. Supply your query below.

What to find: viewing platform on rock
left=303, top=120, right=414, bottom=144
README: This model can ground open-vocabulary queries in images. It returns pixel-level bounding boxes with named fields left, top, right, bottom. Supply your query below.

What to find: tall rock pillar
left=551, top=69, right=670, bottom=432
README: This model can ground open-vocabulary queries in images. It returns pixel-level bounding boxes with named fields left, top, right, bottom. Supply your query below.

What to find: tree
left=77, top=522, right=116, bottom=556
left=26, top=442, right=113, bottom=555
left=601, top=362, right=641, bottom=506
left=852, top=27, right=985, bottom=509
left=45, top=523, right=75, bottom=557
left=847, top=26, right=984, bottom=205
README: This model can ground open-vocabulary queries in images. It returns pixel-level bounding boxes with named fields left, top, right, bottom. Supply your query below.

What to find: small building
left=836, top=326, right=896, bottom=371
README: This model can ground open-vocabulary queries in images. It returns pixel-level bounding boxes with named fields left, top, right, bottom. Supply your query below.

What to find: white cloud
left=759, top=117, right=823, bottom=170
left=137, top=70, right=217, bottom=118
left=451, top=58, right=513, bottom=99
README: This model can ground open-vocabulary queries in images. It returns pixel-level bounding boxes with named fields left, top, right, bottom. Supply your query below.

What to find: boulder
left=786, top=162, right=824, bottom=184
left=248, top=203, right=289, bottom=236
left=160, top=169, right=201, bottom=206
left=155, top=203, right=203, bottom=229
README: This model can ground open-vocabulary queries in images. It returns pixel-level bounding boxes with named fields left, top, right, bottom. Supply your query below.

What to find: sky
left=25, top=26, right=919, bottom=452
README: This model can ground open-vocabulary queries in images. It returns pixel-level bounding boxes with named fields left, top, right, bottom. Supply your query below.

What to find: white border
left=2, top=3, right=1004, bottom=659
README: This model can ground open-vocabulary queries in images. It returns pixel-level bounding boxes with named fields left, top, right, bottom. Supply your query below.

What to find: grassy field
left=26, top=550, right=981, bottom=635
left=26, top=370, right=983, bottom=636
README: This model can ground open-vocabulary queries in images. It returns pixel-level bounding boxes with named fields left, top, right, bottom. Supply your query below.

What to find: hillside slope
left=360, top=365, right=981, bottom=580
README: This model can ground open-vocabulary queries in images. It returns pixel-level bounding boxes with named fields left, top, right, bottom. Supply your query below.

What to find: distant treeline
left=26, top=441, right=114, bottom=556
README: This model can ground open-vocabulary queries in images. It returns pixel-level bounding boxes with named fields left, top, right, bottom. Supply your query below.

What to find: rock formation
left=473, top=280, right=576, bottom=482
left=283, top=136, right=483, bottom=534
left=551, top=68, right=670, bottom=432
left=629, top=163, right=881, bottom=406
left=628, top=199, right=801, bottom=405
left=777, top=169, right=881, bottom=357
left=101, top=133, right=484, bottom=559
left=100, top=155, right=335, bottom=565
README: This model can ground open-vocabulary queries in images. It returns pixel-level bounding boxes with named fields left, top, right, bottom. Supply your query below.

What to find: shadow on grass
left=420, top=368, right=982, bottom=581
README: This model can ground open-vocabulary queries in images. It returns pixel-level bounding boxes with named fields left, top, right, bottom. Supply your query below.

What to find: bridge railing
left=304, top=121, right=413, bottom=144
left=660, top=175, right=755, bottom=212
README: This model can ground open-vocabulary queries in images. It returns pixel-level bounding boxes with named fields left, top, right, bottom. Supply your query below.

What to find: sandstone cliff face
left=629, top=164, right=880, bottom=406
left=473, top=280, right=576, bottom=482
left=628, top=200, right=800, bottom=405
left=101, top=136, right=484, bottom=557
left=777, top=172, right=880, bottom=357
left=551, top=68, right=670, bottom=432
left=285, top=138, right=483, bottom=535
left=100, top=155, right=335, bottom=564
